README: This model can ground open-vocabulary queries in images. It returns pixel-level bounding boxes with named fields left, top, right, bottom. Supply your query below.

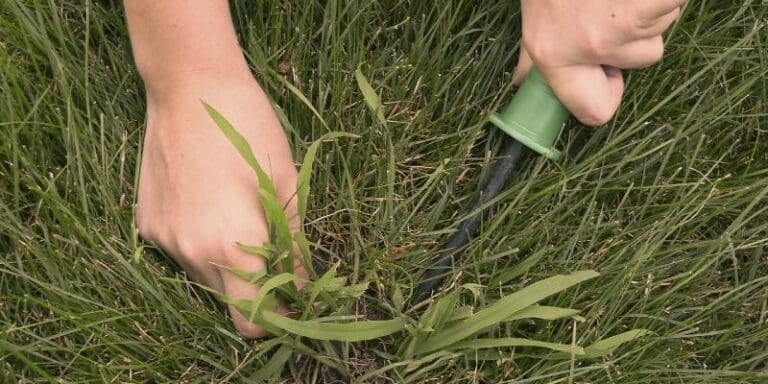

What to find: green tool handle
left=489, top=67, right=569, bottom=160
left=411, top=68, right=570, bottom=305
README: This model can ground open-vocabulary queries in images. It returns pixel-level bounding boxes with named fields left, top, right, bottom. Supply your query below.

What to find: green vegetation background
left=1, top=1, right=766, bottom=382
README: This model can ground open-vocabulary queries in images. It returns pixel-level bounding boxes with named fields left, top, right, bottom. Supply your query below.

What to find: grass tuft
left=2, top=1, right=767, bottom=382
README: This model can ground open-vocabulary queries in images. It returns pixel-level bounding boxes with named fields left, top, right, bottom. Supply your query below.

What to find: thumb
left=540, top=65, right=624, bottom=127
left=512, top=45, right=533, bottom=86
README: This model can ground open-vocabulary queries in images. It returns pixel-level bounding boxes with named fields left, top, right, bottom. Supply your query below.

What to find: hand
left=513, top=0, right=685, bottom=126
left=135, top=69, right=306, bottom=338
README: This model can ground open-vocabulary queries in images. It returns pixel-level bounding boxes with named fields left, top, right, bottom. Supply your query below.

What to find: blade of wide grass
left=455, top=337, right=585, bottom=355
left=222, top=272, right=298, bottom=324
left=261, top=310, right=406, bottom=342
left=583, top=329, right=652, bottom=357
left=354, top=68, right=387, bottom=125
left=251, top=344, right=293, bottom=381
left=415, top=270, right=599, bottom=354
left=257, top=188, right=295, bottom=270
left=508, top=305, right=582, bottom=321
left=202, top=101, right=278, bottom=197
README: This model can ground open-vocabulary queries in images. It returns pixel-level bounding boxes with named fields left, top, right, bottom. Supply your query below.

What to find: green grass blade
left=222, top=272, right=298, bottom=323
left=418, top=290, right=460, bottom=333
left=415, top=270, right=599, bottom=355
left=261, top=311, right=406, bottom=342
left=455, top=337, right=585, bottom=355
left=446, top=306, right=474, bottom=323
left=489, top=249, right=547, bottom=286
left=508, top=305, right=581, bottom=321
left=296, top=132, right=358, bottom=221
left=392, top=285, right=405, bottom=312
left=401, top=291, right=461, bottom=359
left=237, top=242, right=279, bottom=259
left=304, top=263, right=340, bottom=316
left=354, top=67, right=387, bottom=125
left=403, top=351, right=461, bottom=374
left=202, top=101, right=277, bottom=196
left=583, top=329, right=652, bottom=357
left=277, top=76, right=330, bottom=130
left=218, top=265, right=268, bottom=285
left=251, top=344, right=293, bottom=381
left=257, top=188, right=294, bottom=266
left=292, top=231, right=316, bottom=277
left=336, top=281, right=369, bottom=298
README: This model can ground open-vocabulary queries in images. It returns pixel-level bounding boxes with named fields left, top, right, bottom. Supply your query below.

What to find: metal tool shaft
left=412, top=137, right=525, bottom=304
left=411, top=67, right=570, bottom=307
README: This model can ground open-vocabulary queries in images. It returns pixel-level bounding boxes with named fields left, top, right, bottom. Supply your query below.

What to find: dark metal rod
left=412, top=137, right=526, bottom=305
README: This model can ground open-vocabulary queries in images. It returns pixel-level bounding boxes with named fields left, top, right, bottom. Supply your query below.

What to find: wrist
left=124, top=1, right=251, bottom=94
left=136, top=52, right=252, bottom=94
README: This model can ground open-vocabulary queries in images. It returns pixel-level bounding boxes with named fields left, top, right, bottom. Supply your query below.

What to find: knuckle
left=633, top=14, right=656, bottom=30
left=174, top=236, right=209, bottom=267
left=219, top=245, right=267, bottom=271
left=230, top=311, right=269, bottom=339
left=223, top=223, right=270, bottom=248
left=173, top=224, right=223, bottom=261
left=585, top=31, right=610, bottom=60
left=172, top=218, right=270, bottom=269
left=670, top=7, right=682, bottom=20
left=523, top=35, right=554, bottom=66
left=217, top=230, right=269, bottom=266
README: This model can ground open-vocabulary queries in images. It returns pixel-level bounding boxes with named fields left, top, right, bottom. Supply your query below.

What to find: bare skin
left=514, top=0, right=685, bottom=126
left=125, top=1, right=305, bottom=338
left=125, top=1, right=682, bottom=338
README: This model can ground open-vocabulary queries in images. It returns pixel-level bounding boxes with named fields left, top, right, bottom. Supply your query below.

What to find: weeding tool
left=412, top=67, right=570, bottom=304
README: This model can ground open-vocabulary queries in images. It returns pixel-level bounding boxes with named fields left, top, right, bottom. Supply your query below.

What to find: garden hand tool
left=412, top=67, right=569, bottom=304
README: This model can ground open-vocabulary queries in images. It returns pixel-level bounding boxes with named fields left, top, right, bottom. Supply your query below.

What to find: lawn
left=1, top=1, right=767, bottom=382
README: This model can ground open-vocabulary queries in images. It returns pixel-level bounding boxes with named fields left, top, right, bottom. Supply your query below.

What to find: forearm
left=124, top=1, right=250, bottom=89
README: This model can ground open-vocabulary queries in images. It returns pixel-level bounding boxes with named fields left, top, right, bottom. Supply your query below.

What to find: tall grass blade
left=261, top=311, right=406, bottom=342
left=296, top=132, right=358, bottom=221
left=251, top=344, right=293, bottom=381
left=202, top=101, right=278, bottom=196
left=508, top=305, right=581, bottom=321
left=354, top=68, right=387, bottom=125
left=455, top=337, right=585, bottom=355
left=257, top=188, right=294, bottom=269
left=415, top=270, right=599, bottom=354
left=583, top=329, right=652, bottom=357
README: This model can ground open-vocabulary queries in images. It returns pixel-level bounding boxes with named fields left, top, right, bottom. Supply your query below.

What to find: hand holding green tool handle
left=489, top=67, right=569, bottom=161
left=412, top=0, right=684, bottom=304
left=412, top=67, right=570, bottom=304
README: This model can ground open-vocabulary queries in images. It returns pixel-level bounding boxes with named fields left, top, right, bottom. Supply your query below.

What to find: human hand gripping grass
left=203, top=101, right=651, bottom=380
left=127, top=0, right=682, bottom=339
left=126, top=0, right=681, bottom=378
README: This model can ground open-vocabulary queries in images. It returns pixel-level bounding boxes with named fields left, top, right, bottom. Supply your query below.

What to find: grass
left=1, top=0, right=767, bottom=382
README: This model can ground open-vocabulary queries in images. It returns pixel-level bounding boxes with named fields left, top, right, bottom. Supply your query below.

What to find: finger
left=275, top=243, right=309, bottom=290
left=604, top=35, right=665, bottom=69
left=638, top=0, right=686, bottom=20
left=275, top=176, right=301, bottom=233
left=274, top=174, right=310, bottom=285
left=541, top=64, right=624, bottom=127
left=633, top=8, right=681, bottom=39
left=512, top=45, right=534, bottom=85
left=219, top=243, right=272, bottom=338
